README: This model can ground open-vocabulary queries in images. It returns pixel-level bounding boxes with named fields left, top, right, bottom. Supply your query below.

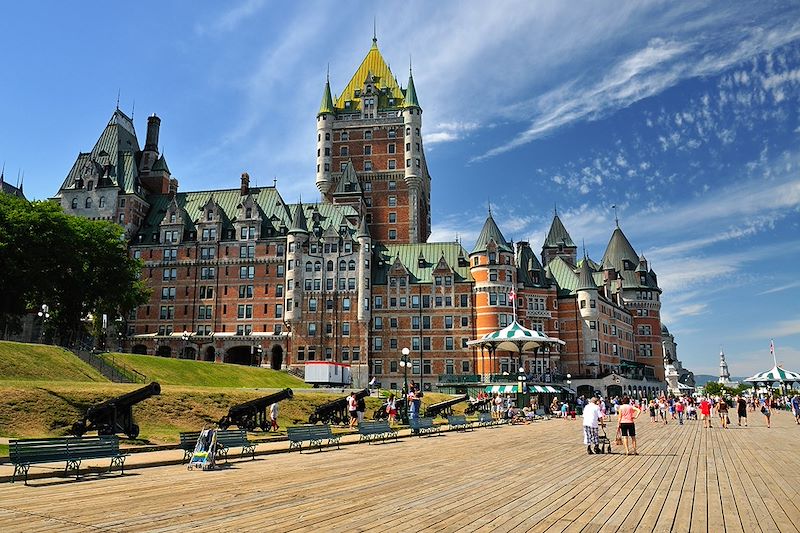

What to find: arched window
left=406, top=127, right=411, bottom=136
left=99, top=196, right=106, bottom=208
left=348, top=260, right=356, bottom=271
left=314, top=261, right=322, bottom=272
left=339, top=260, right=346, bottom=272
left=326, top=260, right=334, bottom=272
left=305, top=262, right=312, bottom=273
left=71, top=198, right=78, bottom=209
left=85, top=197, right=93, bottom=208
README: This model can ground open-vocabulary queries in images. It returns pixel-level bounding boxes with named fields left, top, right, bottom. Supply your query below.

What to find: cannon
left=218, top=388, right=294, bottom=431
left=424, top=394, right=469, bottom=418
left=465, top=397, right=493, bottom=414
left=373, top=397, right=407, bottom=420
left=308, top=388, right=369, bottom=425
left=71, top=382, right=161, bottom=439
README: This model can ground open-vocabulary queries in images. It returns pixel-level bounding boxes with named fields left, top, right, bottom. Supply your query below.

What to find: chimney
left=240, top=172, right=250, bottom=196
left=145, top=114, right=161, bottom=152
left=168, top=178, right=179, bottom=198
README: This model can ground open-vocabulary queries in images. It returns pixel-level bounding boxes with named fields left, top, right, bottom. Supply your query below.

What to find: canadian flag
left=509, top=290, right=516, bottom=302
left=770, top=339, right=775, bottom=355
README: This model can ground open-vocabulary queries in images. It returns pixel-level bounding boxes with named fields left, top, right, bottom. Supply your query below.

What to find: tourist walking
left=649, top=400, right=657, bottom=423
left=356, top=395, right=366, bottom=425
left=582, top=397, right=604, bottom=454
left=761, top=396, right=772, bottom=428
left=676, top=399, right=685, bottom=425
left=717, top=397, right=730, bottom=429
left=269, top=402, right=279, bottom=432
left=699, top=397, right=712, bottom=428
left=616, top=395, right=641, bottom=455
left=348, top=392, right=358, bottom=429
left=386, top=393, right=397, bottom=426
left=736, top=395, right=748, bottom=427
left=791, top=395, right=800, bottom=425
left=493, top=393, right=504, bottom=420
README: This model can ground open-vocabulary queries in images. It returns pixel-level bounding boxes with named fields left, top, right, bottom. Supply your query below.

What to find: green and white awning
left=744, top=365, right=800, bottom=384
left=485, top=384, right=564, bottom=394
left=485, top=385, right=522, bottom=394
left=530, top=385, right=559, bottom=393
left=467, top=321, right=565, bottom=353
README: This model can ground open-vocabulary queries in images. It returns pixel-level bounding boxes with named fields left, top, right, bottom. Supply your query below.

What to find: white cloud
left=426, top=121, right=481, bottom=145
left=758, top=281, right=800, bottom=295
left=196, top=0, right=268, bottom=35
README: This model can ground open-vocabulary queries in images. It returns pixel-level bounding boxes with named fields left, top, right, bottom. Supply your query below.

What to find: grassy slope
left=0, top=382, right=464, bottom=444
left=100, top=352, right=309, bottom=389
left=0, top=341, right=106, bottom=382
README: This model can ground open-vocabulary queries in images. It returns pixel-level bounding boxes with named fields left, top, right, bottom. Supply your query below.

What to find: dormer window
left=488, top=252, right=496, bottom=264
left=170, top=213, right=176, bottom=223
left=354, top=90, right=361, bottom=97
left=87, top=181, right=94, bottom=191
left=245, top=207, right=252, bottom=218
left=207, top=210, right=213, bottom=221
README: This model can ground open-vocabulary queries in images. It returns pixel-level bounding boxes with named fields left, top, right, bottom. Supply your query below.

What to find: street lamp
left=400, top=347, right=411, bottom=424
left=517, top=366, right=527, bottom=408
left=37, top=304, right=50, bottom=344
left=182, top=330, right=190, bottom=359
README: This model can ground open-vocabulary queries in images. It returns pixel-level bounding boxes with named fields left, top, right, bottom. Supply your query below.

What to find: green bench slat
left=357, top=421, right=398, bottom=444
left=287, top=425, right=340, bottom=452
left=10, top=436, right=127, bottom=484
left=178, top=430, right=256, bottom=462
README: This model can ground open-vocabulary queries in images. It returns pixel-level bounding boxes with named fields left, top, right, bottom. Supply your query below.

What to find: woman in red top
left=616, top=395, right=641, bottom=455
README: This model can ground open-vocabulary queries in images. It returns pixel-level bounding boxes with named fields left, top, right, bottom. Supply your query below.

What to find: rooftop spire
left=373, top=17, right=377, bottom=43
left=318, top=75, right=335, bottom=116
left=612, top=204, right=619, bottom=227
left=404, top=60, right=421, bottom=109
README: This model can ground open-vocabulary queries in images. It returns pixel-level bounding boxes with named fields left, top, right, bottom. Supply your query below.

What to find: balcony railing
left=437, top=374, right=481, bottom=384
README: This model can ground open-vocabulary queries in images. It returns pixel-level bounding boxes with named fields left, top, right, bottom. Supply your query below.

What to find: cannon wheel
left=126, top=424, right=140, bottom=440
left=218, top=418, right=230, bottom=430
left=259, top=420, right=269, bottom=431
left=71, top=420, right=87, bottom=437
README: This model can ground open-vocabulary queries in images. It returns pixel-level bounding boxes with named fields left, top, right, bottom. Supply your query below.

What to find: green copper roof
left=403, top=72, right=420, bottom=109
left=373, top=242, right=472, bottom=285
left=543, top=214, right=575, bottom=248
left=151, top=154, right=170, bottom=174
left=289, top=202, right=309, bottom=234
left=601, top=226, right=638, bottom=271
left=318, top=79, right=335, bottom=116
left=471, top=214, right=512, bottom=254
left=516, top=244, right=547, bottom=287
left=333, top=161, right=361, bottom=195
left=545, top=256, right=578, bottom=296
left=576, top=257, right=598, bottom=291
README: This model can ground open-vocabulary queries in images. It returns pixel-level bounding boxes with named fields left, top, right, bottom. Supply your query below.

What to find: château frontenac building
left=52, top=37, right=685, bottom=398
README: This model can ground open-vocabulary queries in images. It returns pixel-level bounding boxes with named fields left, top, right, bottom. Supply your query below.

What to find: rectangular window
left=423, top=337, right=431, bottom=351
left=342, top=322, right=350, bottom=336
left=388, top=160, right=396, bottom=170
left=374, top=317, right=383, bottom=330
left=374, top=337, right=383, bottom=351
left=412, top=316, right=420, bottom=330
left=445, top=337, right=454, bottom=350
left=388, top=212, right=397, bottom=223
left=275, top=304, right=283, bottom=318
left=389, top=229, right=397, bottom=240
left=388, top=196, right=397, bottom=207
left=422, top=316, right=431, bottom=329
left=342, top=298, right=351, bottom=311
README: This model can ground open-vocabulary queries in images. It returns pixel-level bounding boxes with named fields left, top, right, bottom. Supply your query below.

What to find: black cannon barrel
left=227, top=388, right=294, bottom=416
left=465, top=397, right=492, bottom=414
left=86, top=382, right=162, bottom=416
left=308, top=388, right=369, bottom=424
left=424, top=394, right=469, bottom=418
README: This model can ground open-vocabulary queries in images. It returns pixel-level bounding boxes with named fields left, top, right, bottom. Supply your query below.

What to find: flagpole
left=771, top=339, right=777, bottom=367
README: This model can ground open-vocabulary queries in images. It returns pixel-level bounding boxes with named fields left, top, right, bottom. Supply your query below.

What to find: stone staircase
left=71, top=349, right=146, bottom=384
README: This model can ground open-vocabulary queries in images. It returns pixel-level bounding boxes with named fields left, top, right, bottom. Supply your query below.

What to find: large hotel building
left=51, top=37, right=683, bottom=398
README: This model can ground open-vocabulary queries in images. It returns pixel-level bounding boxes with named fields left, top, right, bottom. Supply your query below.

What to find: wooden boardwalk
left=1, top=411, right=798, bottom=532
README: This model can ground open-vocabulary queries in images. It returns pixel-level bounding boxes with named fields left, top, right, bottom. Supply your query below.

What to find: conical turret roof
left=288, top=203, right=309, bottom=234
left=601, top=226, right=638, bottom=271
left=318, top=79, right=335, bottom=116
left=356, top=215, right=370, bottom=239
left=543, top=214, right=575, bottom=248
left=404, top=71, right=420, bottom=109
left=471, top=213, right=512, bottom=254
left=334, top=39, right=405, bottom=111
left=577, top=258, right=598, bottom=291
left=152, top=154, right=170, bottom=174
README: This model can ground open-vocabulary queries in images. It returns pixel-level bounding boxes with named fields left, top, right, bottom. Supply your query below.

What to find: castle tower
left=469, top=212, right=514, bottom=378
left=541, top=210, right=577, bottom=266
left=356, top=216, right=371, bottom=323
left=575, top=257, right=599, bottom=376
left=317, top=37, right=431, bottom=244
left=285, top=203, right=309, bottom=323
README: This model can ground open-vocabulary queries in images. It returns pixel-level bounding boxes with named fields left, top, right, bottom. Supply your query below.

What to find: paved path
left=0, top=411, right=798, bottom=532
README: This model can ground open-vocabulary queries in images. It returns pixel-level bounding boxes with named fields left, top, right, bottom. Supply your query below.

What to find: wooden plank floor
left=1, top=412, right=798, bottom=532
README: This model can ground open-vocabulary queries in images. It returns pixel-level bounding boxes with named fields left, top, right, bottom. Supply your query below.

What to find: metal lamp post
left=182, top=330, right=190, bottom=359
left=517, top=367, right=527, bottom=408
left=37, top=304, right=50, bottom=344
left=400, top=347, right=410, bottom=424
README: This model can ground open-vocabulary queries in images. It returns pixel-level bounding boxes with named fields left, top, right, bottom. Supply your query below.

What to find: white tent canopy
left=743, top=365, right=800, bottom=385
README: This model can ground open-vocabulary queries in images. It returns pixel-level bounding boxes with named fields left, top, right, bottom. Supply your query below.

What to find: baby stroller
left=596, top=423, right=612, bottom=454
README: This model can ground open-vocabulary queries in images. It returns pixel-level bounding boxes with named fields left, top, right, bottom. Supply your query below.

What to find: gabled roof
left=356, top=216, right=370, bottom=239
left=333, top=39, right=405, bottom=112
left=333, top=161, right=361, bottom=195
left=471, top=213, right=512, bottom=254
left=516, top=244, right=547, bottom=287
left=373, top=242, right=473, bottom=285
left=543, top=214, right=575, bottom=248
left=151, top=154, right=170, bottom=174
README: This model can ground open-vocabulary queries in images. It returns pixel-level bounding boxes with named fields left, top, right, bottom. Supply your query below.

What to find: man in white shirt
left=583, top=397, right=604, bottom=455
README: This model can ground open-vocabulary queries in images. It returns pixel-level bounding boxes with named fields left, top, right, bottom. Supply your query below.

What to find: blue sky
left=1, top=1, right=799, bottom=376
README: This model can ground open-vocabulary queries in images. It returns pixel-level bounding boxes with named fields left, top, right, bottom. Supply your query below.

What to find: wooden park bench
left=287, top=425, right=341, bottom=453
left=447, top=415, right=473, bottom=431
left=358, top=421, right=398, bottom=444
left=10, top=436, right=128, bottom=484
left=179, top=429, right=256, bottom=463
left=477, top=412, right=505, bottom=427
left=410, top=417, right=441, bottom=437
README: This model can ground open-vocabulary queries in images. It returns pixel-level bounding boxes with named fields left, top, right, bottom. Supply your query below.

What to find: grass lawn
left=100, top=352, right=309, bottom=389
left=0, top=341, right=106, bottom=382
left=0, top=381, right=464, bottom=444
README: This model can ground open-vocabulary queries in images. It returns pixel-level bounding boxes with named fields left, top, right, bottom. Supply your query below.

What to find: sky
left=1, top=1, right=798, bottom=376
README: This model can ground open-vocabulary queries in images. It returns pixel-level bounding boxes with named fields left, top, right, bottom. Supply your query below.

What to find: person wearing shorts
left=699, top=397, right=712, bottom=428
left=348, top=392, right=358, bottom=429
left=736, top=395, right=748, bottom=427
left=616, top=395, right=641, bottom=455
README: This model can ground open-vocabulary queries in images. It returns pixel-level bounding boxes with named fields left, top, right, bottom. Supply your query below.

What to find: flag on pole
left=770, top=339, right=774, bottom=356
left=509, top=290, right=516, bottom=302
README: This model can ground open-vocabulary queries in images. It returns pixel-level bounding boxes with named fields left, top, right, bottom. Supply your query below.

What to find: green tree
left=0, top=195, right=149, bottom=344
left=703, top=381, right=723, bottom=396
